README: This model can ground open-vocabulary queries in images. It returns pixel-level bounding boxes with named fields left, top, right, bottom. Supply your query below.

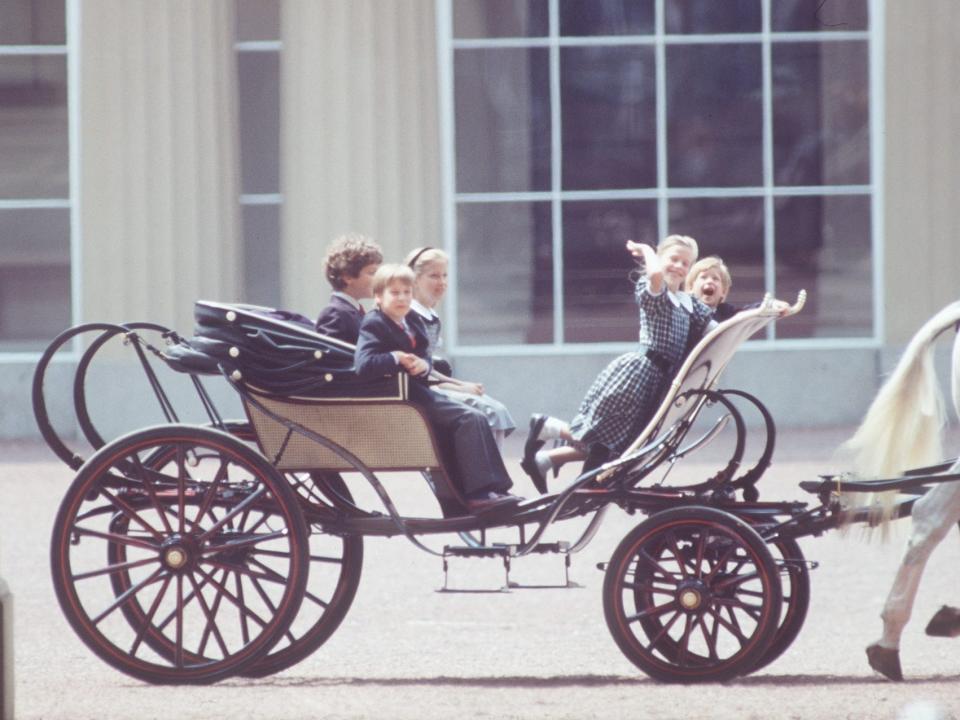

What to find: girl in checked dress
left=521, top=235, right=714, bottom=492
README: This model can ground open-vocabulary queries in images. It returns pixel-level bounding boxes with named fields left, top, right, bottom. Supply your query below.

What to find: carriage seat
left=173, top=301, right=450, bottom=480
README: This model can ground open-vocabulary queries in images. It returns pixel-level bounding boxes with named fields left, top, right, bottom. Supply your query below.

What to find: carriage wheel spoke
left=714, top=596, right=763, bottom=621
left=191, top=565, right=270, bottom=629
left=641, top=609, right=682, bottom=652
left=197, top=485, right=268, bottom=542
left=72, top=525, right=158, bottom=552
left=187, top=571, right=231, bottom=659
left=203, top=530, right=288, bottom=557
left=129, top=573, right=173, bottom=656
left=627, top=599, right=677, bottom=622
left=131, top=454, right=177, bottom=535
left=192, top=459, right=230, bottom=529
left=96, top=486, right=164, bottom=541
left=91, top=567, right=166, bottom=625
left=74, top=555, right=158, bottom=581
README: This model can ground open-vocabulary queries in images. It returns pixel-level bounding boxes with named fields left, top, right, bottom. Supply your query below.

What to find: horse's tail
left=840, top=300, right=960, bottom=531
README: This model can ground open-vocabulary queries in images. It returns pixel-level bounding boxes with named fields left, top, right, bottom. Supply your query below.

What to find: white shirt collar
left=667, top=289, right=694, bottom=313
left=410, top=298, right=438, bottom=321
left=332, top=291, right=362, bottom=311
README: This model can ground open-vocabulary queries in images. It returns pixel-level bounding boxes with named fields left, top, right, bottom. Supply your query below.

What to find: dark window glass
left=455, top=48, right=551, bottom=193
left=665, top=0, right=761, bottom=34
left=560, top=0, right=654, bottom=36
left=563, top=200, right=657, bottom=342
left=668, top=197, right=766, bottom=304
left=771, top=0, right=868, bottom=32
left=774, top=194, right=871, bottom=338
left=773, top=41, right=869, bottom=186
left=238, top=51, right=280, bottom=194
left=0, top=207, right=70, bottom=349
left=457, top=202, right=552, bottom=345
left=667, top=44, right=762, bottom=187
left=561, top=46, right=656, bottom=190
left=242, top=204, right=281, bottom=308
left=0, top=56, right=68, bottom=198
left=236, top=0, right=281, bottom=42
left=0, top=0, right=65, bottom=45
left=453, top=0, right=549, bottom=38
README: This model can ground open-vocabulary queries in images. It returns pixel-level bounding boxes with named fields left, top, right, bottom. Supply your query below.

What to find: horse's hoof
left=866, top=643, right=903, bottom=681
left=925, top=605, right=960, bottom=638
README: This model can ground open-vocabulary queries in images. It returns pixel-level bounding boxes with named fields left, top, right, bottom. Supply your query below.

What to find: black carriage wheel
left=602, top=507, right=781, bottom=683
left=751, top=537, right=810, bottom=672
left=241, top=472, right=363, bottom=677
left=51, top=425, right=310, bottom=684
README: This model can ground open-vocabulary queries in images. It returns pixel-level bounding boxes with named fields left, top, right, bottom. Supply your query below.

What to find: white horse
left=840, top=300, right=960, bottom=681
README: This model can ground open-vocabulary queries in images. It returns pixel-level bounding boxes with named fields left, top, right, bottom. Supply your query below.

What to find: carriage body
left=36, top=290, right=886, bottom=686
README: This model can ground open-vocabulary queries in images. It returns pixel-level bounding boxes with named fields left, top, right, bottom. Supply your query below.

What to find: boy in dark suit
left=315, top=233, right=383, bottom=343
left=355, top=264, right=521, bottom=514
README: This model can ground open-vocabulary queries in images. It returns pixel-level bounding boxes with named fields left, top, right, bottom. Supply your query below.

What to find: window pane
left=561, top=46, right=656, bottom=190
left=242, top=203, right=281, bottom=308
left=563, top=200, right=657, bottom=342
left=238, top=51, right=280, bottom=194
left=0, top=0, right=65, bottom=45
left=455, top=48, right=551, bottom=193
left=457, top=202, right=552, bottom=345
left=665, top=0, right=761, bottom=34
left=667, top=44, right=762, bottom=187
left=0, top=207, right=70, bottom=350
left=453, top=0, right=549, bottom=38
left=774, top=194, right=871, bottom=338
left=560, top=0, right=654, bottom=36
left=668, top=197, right=766, bottom=305
left=773, top=41, right=869, bottom=186
left=771, top=0, right=868, bottom=32
left=236, top=0, right=280, bottom=42
left=0, top=55, right=68, bottom=198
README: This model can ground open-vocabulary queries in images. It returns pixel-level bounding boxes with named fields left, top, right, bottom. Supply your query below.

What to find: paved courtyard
left=2, top=427, right=960, bottom=720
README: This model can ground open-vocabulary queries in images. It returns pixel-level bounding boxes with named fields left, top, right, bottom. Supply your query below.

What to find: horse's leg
left=867, top=479, right=960, bottom=680
left=922, top=517, right=960, bottom=637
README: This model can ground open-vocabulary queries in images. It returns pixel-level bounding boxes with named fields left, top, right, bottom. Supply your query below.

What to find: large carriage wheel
left=751, top=537, right=810, bottom=671
left=603, top=507, right=782, bottom=683
left=51, top=425, right=309, bottom=684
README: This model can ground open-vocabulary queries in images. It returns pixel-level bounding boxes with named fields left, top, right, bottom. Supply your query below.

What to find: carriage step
left=438, top=542, right=581, bottom=593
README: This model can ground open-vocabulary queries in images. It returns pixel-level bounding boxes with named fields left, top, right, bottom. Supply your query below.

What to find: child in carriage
left=521, top=235, right=715, bottom=493
left=355, top=264, right=522, bottom=514
left=405, top=246, right=516, bottom=449
left=315, top=233, right=383, bottom=343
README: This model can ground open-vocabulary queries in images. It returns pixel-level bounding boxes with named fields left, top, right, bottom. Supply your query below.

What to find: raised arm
left=625, top=240, right=664, bottom=294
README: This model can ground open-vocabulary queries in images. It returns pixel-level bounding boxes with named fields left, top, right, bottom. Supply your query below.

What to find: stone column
left=79, top=0, right=241, bottom=333
left=280, top=0, right=441, bottom=312
left=884, top=1, right=960, bottom=342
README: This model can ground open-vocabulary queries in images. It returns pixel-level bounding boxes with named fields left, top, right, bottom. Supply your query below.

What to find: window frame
left=436, top=0, right=885, bottom=356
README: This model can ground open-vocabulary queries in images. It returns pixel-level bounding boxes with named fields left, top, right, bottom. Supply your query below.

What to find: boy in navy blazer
left=355, top=264, right=520, bottom=514
left=315, top=233, right=383, bottom=343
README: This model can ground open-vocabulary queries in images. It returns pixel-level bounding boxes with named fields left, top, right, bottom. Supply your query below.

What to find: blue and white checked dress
left=568, top=276, right=713, bottom=455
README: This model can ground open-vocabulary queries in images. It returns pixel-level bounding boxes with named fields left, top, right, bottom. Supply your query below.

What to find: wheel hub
left=676, top=579, right=710, bottom=612
left=160, top=535, right=198, bottom=572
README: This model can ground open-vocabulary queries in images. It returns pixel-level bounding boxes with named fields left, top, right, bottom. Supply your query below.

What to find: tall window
left=441, top=0, right=876, bottom=349
left=236, top=0, right=282, bottom=306
left=0, top=0, right=70, bottom=351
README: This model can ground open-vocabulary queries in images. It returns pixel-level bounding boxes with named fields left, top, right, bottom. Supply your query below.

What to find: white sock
left=535, top=450, right=553, bottom=477
left=540, top=416, right=567, bottom=440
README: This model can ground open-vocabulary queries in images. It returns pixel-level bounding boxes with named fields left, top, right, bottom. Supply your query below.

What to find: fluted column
left=884, top=1, right=960, bottom=342
left=79, top=0, right=241, bottom=332
left=281, top=0, right=441, bottom=312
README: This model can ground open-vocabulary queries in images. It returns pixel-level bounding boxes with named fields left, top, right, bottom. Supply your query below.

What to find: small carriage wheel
left=750, top=537, right=810, bottom=672
left=602, top=507, right=782, bottom=683
left=50, top=425, right=310, bottom=684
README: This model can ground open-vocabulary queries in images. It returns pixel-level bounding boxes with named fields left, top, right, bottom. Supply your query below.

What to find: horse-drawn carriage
left=33, top=292, right=960, bottom=685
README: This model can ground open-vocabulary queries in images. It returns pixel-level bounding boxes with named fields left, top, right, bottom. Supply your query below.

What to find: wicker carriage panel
left=245, top=395, right=442, bottom=472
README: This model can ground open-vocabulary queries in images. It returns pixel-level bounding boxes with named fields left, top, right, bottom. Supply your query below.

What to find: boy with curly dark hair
left=315, top=233, right=383, bottom=342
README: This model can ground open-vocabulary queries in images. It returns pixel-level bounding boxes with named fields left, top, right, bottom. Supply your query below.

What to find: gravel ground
left=3, top=427, right=960, bottom=720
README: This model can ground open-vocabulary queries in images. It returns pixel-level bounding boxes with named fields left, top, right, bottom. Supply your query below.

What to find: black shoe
left=522, top=415, right=548, bottom=494
left=466, top=491, right=523, bottom=515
